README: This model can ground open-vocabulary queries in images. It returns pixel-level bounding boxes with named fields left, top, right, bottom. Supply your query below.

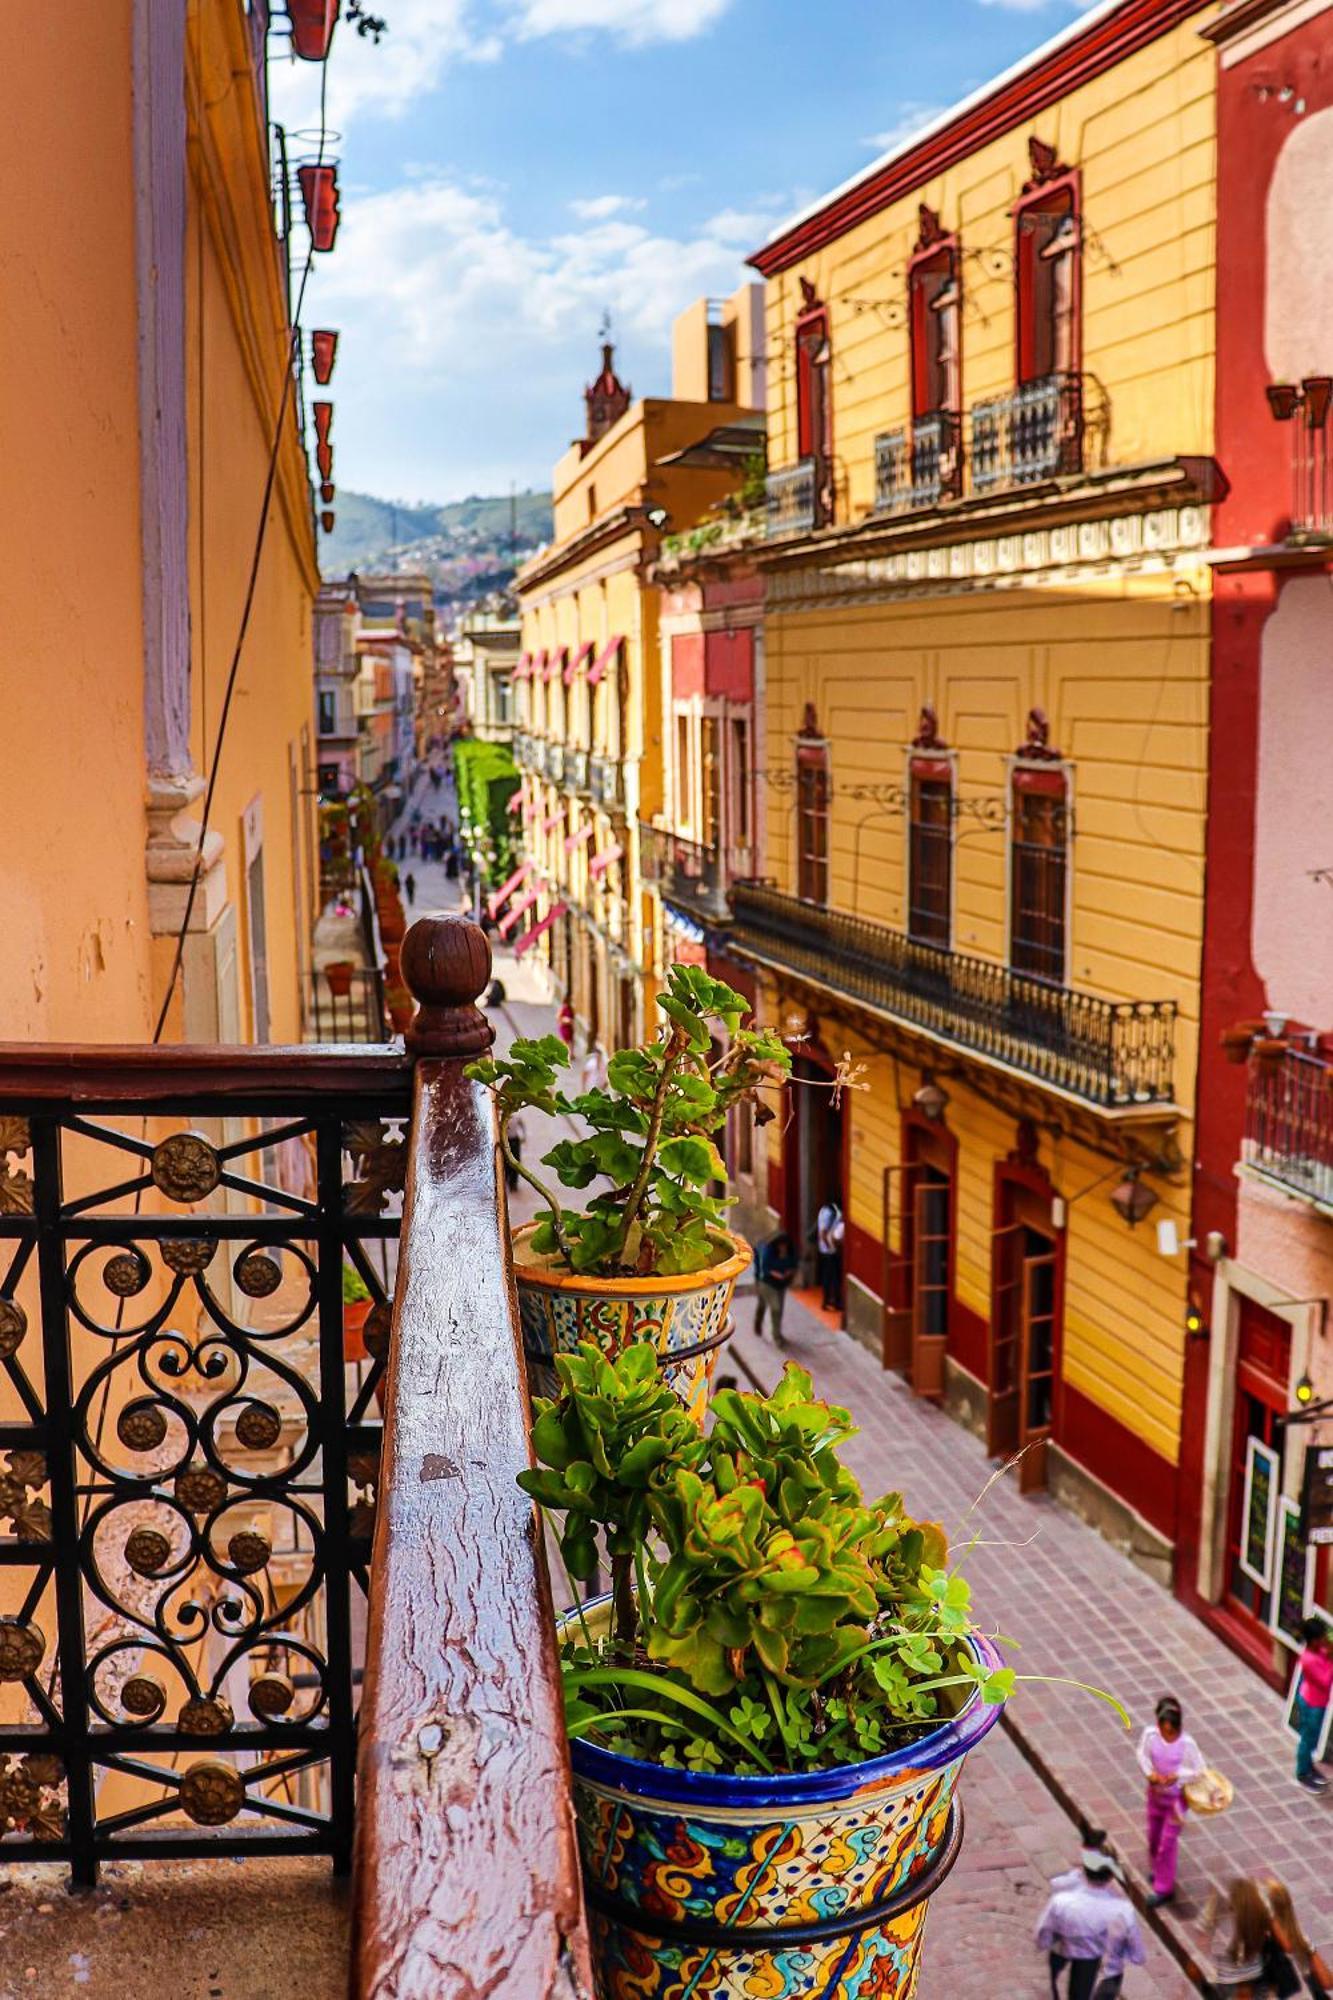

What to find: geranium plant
left=521, top=1343, right=1022, bottom=1776
left=466, top=964, right=791, bottom=1278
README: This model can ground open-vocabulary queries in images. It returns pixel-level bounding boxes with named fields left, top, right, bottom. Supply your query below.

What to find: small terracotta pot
left=511, top=1224, right=750, bottom=1422
left=323, top=960, right=356, bottom=999
left=343, top=1297, right=371, bottom=1362
left=386, top=989, right=415, bottom=1034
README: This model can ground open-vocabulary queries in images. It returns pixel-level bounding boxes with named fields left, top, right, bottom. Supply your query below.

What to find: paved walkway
left=725, top=1292, right=1332, bottom=1979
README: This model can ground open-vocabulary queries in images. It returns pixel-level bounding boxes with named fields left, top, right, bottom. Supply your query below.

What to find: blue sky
left=273, top=0, right=1086, bottom=503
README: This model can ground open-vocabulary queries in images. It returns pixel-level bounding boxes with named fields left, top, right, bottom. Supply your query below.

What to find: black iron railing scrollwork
left=1244, top=1048, right=1333, bottom=1206
left=727, top=883, right=1175, bottom=1108
left=0, top=1055, right=410, bottom=1882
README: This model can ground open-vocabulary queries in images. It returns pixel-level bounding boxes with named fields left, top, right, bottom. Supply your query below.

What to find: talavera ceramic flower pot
left=512, top=1224, right=750, bottom=1422
left=563, top=1602, right=1004, bottom=2000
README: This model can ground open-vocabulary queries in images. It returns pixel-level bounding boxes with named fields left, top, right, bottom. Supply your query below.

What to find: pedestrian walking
left=1092, top=1898, right=1147, bottom=1999
left=504, top=1111, right=527, bottom=1196
left=1035, top=1849, right=1125, bottom=1999
left=1200, top=1878, right=1277, bottom=1997
left=816, top=1195, right=844, bottom=1311
left=404, top=871, right=416, bottom=907
left=1263, top=1877, right=1332, bottom=1998
left=753, top=1229, right=798, bottom=1347
left=580, top=1039, right=607, bottom=1094
left=557, top=1000, right=575, bottom=1051
left=1292, top=1617, right=1332, bottom=1793
left=1137, top=1693, right=1206, bottom=1906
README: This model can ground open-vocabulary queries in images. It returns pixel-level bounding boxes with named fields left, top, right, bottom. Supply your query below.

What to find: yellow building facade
left=512, top=295, right=764, bottom=1049
left=735, top=0, right=1221, bottom=1574
left=1, top=0, right=320, bottom=1049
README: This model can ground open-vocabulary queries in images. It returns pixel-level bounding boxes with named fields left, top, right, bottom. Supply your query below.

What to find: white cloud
left=300, top=174, right=775, bottom=491
left=509, top=0, right=733, bottom=40
left=864, top=102, right=949, bottom=154
left=569, top=193, right=647, bottom=219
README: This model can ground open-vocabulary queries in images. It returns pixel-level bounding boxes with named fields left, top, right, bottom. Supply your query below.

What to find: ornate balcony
left=874, top=414, right=963, bottom=516
left=727, top=883, right=1176, bottom=1110
left=971, top=372, right=1083, bottom=493
left=638, top=822, right=729, bottom=924
left=0, top=919, right=592, bottom=1996
left=765, top=458, right=817, bottom=540
left=1244, top=1046, right=1333, bottom=1211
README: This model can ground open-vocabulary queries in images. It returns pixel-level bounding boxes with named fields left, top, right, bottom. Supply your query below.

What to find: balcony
left=972, top=371, right=1083, bottom=494
left=589, top=753, right=624, bottom=810
left=567, top=746, right=590, bottom=794
left=0, top=917, right=592, bottom=1996
left=638, top=822, right=730, bottom=924
left=765, top=458, right=816, bottom=540
left=1244, top=1046, right=1333, bottom=1211
left=727, top=883, right=1176, bottom=1110
left=875, top=413, right=963, bottom=516
left=546, top=741, right=566, bottom=786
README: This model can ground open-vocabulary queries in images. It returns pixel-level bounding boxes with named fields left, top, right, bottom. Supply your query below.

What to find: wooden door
left=911, top=1169, right=951, bottom=1403
left=987, top=1223, right=1023, bottom=1461
left=882, top=1166, right=911, bottom=1375
left=1018, top=1244, right=1058, bottom=1493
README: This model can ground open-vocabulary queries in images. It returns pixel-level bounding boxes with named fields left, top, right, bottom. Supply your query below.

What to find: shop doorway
left=788, top=1054, right=844, bottom=1309
left=989, top=1179, right=1061, bottom=1492
left=883, top=1121, right=955, bottom=1401
left=1223, top=1297, right=1292, bottom=1646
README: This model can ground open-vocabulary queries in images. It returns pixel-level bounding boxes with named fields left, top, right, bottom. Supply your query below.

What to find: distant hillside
left=323, top=487, right=552, bottom=578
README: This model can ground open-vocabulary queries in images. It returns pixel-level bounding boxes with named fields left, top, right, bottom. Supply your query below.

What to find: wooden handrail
left=352, top=919, right=594, bottom=1999
left=0, top=1043, right=411, bottom=1102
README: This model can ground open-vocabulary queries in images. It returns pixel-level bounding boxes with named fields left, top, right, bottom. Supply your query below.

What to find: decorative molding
left=1017, top=707, right=1062, bottom=761
left=911, top=704, right=946, bottom=751
left=914, top=203, right=946, bottom=253
left=1023, top=135, right=1073, bottom=192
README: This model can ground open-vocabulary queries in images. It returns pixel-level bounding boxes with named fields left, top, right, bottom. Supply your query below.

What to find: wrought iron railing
left=0, top=919, right=595, bottom=1995
left=307, top=963, right=387, bottom=1042
left=1244, top=1047, right=1333, bottom=1207
left=765, top=459, right=817, bottom=540
left=875, top=416, right=962, bottom=515
left=972, top=372, right=1084, bottom=493
left=727, top=883, right=1176, bottom=1107
left=638, top=822, right=729, bottom=923
left=567, top=747, right=590, bottom=794
left=589, top=754, right=624, bottom=810
left=546, top=742, right=565, bottom=786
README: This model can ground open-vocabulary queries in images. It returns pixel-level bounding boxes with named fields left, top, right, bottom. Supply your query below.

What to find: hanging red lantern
left=321, top=510, right=336, bottom=533
left=320, top=481, right=336, bottom=503
left=288, top=0, right=340, bottom=61
left=298, top=162, right=341, bottom=253
left=311, top=330, right=339, bottom=384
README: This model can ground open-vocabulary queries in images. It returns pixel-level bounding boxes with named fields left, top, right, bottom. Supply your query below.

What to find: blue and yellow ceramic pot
left=513, top=1224, right=750, bottom=1422
left=566, top=1606, right=1004, bottom=2000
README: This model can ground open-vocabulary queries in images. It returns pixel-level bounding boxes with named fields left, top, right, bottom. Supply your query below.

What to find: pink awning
left=542, top=649, right=560, bottom=683
left=498, top=887, right=541, bottom=938
left=589, top=842, right=623, bottom=877
left=574, top=638, right=595, bottom=672
left=521, top=800, right=539, bottom=822
left=506, top=789, right=523, bottom=815
left=563, top=823, right=594, bottom=853
left=542, top=812, right=563, bottom=832
left=487, top=859, right=532, bottom=919
left=562, top=645, right=580, bottom=687
left=515, top=653, right=532, bottom=680
left=515, top=902, right=569, bottom=958
left=586, top=635, right=623, bottom=687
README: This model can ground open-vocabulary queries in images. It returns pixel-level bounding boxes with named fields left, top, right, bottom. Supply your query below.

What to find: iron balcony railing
left=638, top=822, right=730, bottom=923
left=307, top=962, right=387, bottom=1042
left=765, top=458, right=817, bottom=540
left=546, top=741, right=566, bottom=786
left=567, top=747, right=590, bottom=794
left=589, top=754, right=624, bottom=810
left=727, top=882, right=1176, bottom=1108
left=972, top=371, right=1084, bottom=493
left=0, top=917, right=595, bottom=1996
left=1244, top=1046, right=1333, bottom=1208
left=875, top=414, right=963, bottom=515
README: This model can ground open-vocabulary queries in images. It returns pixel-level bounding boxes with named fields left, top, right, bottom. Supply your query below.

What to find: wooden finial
left=400, top=917, right=495, bottom=1059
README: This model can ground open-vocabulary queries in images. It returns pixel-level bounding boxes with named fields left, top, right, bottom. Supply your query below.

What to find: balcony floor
left=1, top=1855, right=348, bottom=1999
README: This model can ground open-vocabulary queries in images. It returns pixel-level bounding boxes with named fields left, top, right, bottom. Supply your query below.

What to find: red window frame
left=796, top=737, right=830, bottom=906
left=1014, top=172, right=1081, bottom=386
left=908, top=237, right=962, bottom=423
left=1010, top=766, right=1069, bottom=985
left=907, top=755, right=953, bottom=947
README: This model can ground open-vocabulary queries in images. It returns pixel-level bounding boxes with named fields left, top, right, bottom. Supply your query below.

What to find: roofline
left=749, top=0, right=1208, bottom=277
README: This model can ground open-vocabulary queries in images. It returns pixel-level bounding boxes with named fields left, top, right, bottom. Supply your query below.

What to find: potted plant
left=342, top=1263, right=372, bottom=1362
left=520, top=1344, right=1094, bottom=1998
left=323, top=959, right=356, bottom=999
left=467, top=965, right=791, bottom=1416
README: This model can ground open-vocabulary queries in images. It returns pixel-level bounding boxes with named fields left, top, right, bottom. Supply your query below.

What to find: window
left=908, top=765, right=952, bottom=946
left=317, top=689, right=336, bottom=735
left=700, top=716, right=721, bottom=849
left=495, top=675, right=512, bottom=724
left=1017, top=183, right=1079, bottom=384
left=796, top=738, right=830, bottom=905
left=1010, top=772, right=1068, bottom=983
left=795, top=294, right=833, bottom=526
left=675, top=713, right=693, bottom=827
left=909, top=247, right=961, bottom=420
left=730, top=717, right=751, bottom=849
left=707, top=320, right=735, bottom=402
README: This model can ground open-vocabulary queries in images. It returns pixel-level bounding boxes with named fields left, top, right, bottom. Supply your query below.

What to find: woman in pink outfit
left=1137, top=1694, right=1206, bottom=1907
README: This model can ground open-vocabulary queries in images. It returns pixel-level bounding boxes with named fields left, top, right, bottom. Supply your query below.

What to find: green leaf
left=658, top=1136, right=724, bottom=1184
left=563, top=1666, right=774, bottom=1769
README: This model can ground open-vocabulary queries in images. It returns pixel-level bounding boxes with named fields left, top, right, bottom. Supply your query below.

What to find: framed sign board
left=1241, top=1437, right=1280, bottom=1589
left=1301, top=1442, right=1333, bottom=1550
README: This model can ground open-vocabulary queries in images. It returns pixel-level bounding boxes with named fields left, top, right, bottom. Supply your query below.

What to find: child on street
left=1293, top=1617, right=1332, bottom=1793
left=1137, top=1694, right=1206, bottom=1907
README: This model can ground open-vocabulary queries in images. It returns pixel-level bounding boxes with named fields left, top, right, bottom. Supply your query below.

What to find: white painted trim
left=1239, top=1435, right=1281, bottom=1587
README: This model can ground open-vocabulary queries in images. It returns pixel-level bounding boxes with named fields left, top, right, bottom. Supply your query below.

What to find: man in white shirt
left=816, top=1197, right=844, bottom=1312
left=1036, top=1854, right=1130, bottom=1999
